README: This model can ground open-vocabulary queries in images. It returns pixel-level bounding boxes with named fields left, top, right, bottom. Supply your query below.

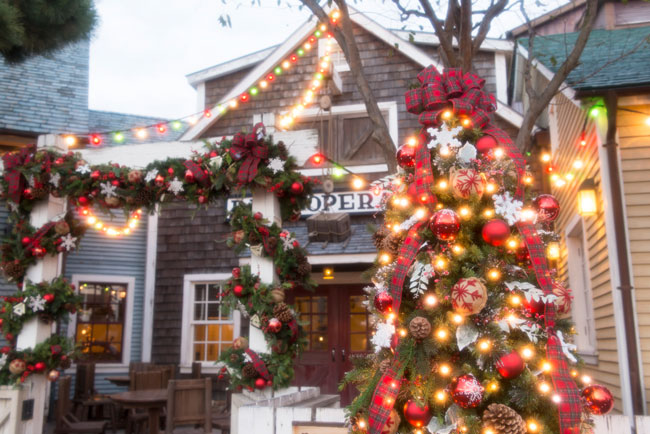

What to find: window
left=181, top=274, right=239, bottom=368
left=295, top=294, right=328, bottom=351
left=70, top=275, right=134, bottom=365
left=565, top=217, right=597, bottom=359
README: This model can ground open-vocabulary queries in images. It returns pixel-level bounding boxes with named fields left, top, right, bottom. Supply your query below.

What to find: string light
left=541, top=152, right=552, bottom=163
left=452, top=244, right=464, bottom=255
left=435, top=328, right=449, bottom=341
left=451, top=313, right=464, bottom=325
left=546, top=242, right=560, bottom=260
left=538, top=382, right=551, bottom=394
left=437, top=180, right=448, bottom=190
left=551, top=394, right=562, bottom=404
left=351, top=177, right=365, bottom=190
left=458, top=206, right=471, bottom=218
left=424, top=294, right=437, bottom=308
left=415, top=208, right=427, bottom=220
left=487, top=381, right=499, bottom=392
left=64, top=135, right=77, bottom=146
left=521, top=346, right=535, bottom=360
left=439, top=364, right=451, bottom=376
left=435, top=389, right=447, bottom=403
left=477, top=339, right=492, bottom=352
left=379, top=253, right=391, bottom=264
left=527, top=420, right=540, bottom=432
left=573, top=159, right=584, bottom=170
left=493, top=148, right=504, bottom=159
left=510, top=294, right=522, bottom=306
left=485, top=182, right=497, bottom=194
left=483, top=208, right=495, bottom=218
left=506, top=237, right=519, bottom=250
left=433, top=256, right=447, bottom=271
left=541, top=361, right=552, bottom=373
left=487, top=268, right=501, bottom=281
left=79, top=208, right=142, bottom=236
left=581, top=375, right=592, bottom=385
left=441, top=110, right=453, bottom=120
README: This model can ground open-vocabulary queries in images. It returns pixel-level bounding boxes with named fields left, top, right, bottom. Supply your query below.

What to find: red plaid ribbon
left=230, top=123, right=268, bottom=183
left=2, top=145, right=35, bottom=203
left=27, top=221, right=56, bottom=251
left=245, top=348, right=272, bottom=381
left=405, top=66, right=496, bottom=129
left=367, top=66, right=581, bottom=434
left=287, top=318, right=299, bottom=343
left=183, top=160, right=210, bottom=187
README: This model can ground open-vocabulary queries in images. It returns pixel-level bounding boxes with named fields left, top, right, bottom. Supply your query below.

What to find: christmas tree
left=344, top=66, right=613, bottom=434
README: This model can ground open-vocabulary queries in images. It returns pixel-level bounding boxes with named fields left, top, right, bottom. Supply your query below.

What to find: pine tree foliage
left=0, top=0, right=97, bottom=63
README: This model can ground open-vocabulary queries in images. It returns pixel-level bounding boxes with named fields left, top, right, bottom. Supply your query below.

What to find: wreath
left=0, top=335, right=75, bottom=385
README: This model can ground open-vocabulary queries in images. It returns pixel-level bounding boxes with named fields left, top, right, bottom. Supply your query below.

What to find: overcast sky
left=88, top=0, right=565, bottom=120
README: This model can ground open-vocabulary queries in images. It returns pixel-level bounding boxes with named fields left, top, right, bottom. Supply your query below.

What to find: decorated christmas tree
left=344, top=66, right=613, bottom=434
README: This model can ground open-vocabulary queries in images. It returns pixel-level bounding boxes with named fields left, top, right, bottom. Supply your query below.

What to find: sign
left=227, top=191, right=382, bottom=216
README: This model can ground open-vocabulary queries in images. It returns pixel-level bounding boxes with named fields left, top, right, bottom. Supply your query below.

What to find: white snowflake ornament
left=145, top=169, right=159, bottom=183
left=457, top=143, right=477, bottom=164
left=267, top=157, right=285, bottom=174
left=493, top=191, right=523, bottom=225
left=426, top=125, right=463, bottom=149
left=28, top=295, right=46, bottom=312
left=100, top=182, right=117, bottom=198
left=167, top=178, right=184, bottom=195
left=49, top=173, right=61, bottom=188
left=76, top=164, right=91, bottom=175
left=371, top=321, right=395, bottom=352
left=60, top=233, right=78, bottom=252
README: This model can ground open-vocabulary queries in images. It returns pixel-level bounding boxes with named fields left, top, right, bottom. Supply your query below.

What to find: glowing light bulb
left=441, top=110, right=453, bottom=120
left=521, top=208, right=536, bottom=222
left=541, top=153, right=552, bottom=163
left=524, top=175, right=533, bottom=184
left=87, top=216, right=97, bottom=225
left=506, top=237, right=519, bottom=250
left=459, top=206, right=471, bottom=218
left=554, top=178, right=567, bottom=188
left=510, top=294, right=522, bottom=306
left=379, top=253, right=391, bottom=264
left=483, top=209, right=495, bottom=218
left=90, top=134, right=102, bottom=146
left=487, top=381, right=499, bottom=392
left=541, top=361, right=552, bottom=373
left=452, top=244, right=464, bottom=255
left=439, top=145, right=451, bottom=157
left=113, top=132, right=125, bottom=143
left=415, top=208, right=427, bottom=220
left=282, top=60, right=290, bottom=69
left=352, top=177, right=365, bottom=190
left=95, top=222, right=103, bottom=230
left=424, top=294, right=437, bottom=307
left=538, top=382, right=551, bottom=394
left=581, top=375, right=592, bottom=385
left=528, top=420, right=540, bottom=432
left=551, top=394, right=562, bottom=404
left=438, top=180, right=448, bottom=189
left=573, top=160, right=584, bottom=170
left=135, top=129, right=148, bottom=140
left=487, top=268, right=501, bottom=281
left=461, top=118, right=471, bottom=127
left=434, top=256, right=447, bottom=270
left=494, top=148, right=505, bottom=159
left=358, top=419, right=366, bottom=429
left=157, top=124, right=167, bottom=133
left=259, top=80, right=268, bottom=89
left=478, top=339, right=491, bottom=352
left=486, top=183, right=497, bottom=194
left=64, top=135, right=77, bottom=146
left=452, top=314, right=464, bottom=325
left=439, top=364, right=451, bottom=376
left=485, top=428, right=496, bottom=434
left=521, top=346, right=535, bottom=360
left=399, top=197, right=410, bottom=208
left=435, top=328, right=448, bottom=341
left=398, top=328, right=407, bottom=337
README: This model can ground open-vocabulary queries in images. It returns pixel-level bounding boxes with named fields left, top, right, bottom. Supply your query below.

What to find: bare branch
left=471, top=0, right=508, bottom=58
left=391, top=0, right=427, bottom=20
left=417, top=0, right=458, bottom=67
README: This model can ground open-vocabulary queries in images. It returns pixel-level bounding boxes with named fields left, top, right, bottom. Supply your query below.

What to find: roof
left=509, top=0, right=586, bottom=37
left=88, top=110, right=184, bottom=146
left=0, top=40, right=89, bottom=135
left=524, top=26, right=650, bottom=92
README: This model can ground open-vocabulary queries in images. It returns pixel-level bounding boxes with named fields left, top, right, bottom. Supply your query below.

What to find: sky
left=88, top=0, right=565, bottom=120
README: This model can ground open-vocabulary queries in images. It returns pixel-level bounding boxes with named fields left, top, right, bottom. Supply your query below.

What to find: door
left=290, top=285, right=372, bottom=404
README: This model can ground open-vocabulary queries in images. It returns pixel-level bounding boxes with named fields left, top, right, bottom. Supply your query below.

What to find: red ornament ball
left=449, top=374, right=484, bottom=408
left=582, top=384, right=614, bottom=415
left=290, top=182, right=304, bottom=195
left=476, top=134, right=498, bottom=155
left=253, top=212, right=263, bottom=220
left=78, top=196, right=89, bottom=206
left=232, top=285, right=244, bottom=298
left=154, top=174, right=165, bottom=186
left=429, top=209, right=461, bottom=241
left=403, top=400, right=432, bottom=428
left=496, top=351, right=525, bottom=379
left=267, top=318, right=282, bottom=333
left=482, top=219, right=510, bottom=246
left=374, top=292, right=394, bottom=314
left=184, top=169, right=195, bottom=183
left=21, top=237, right=32, bottom=246
left=254, top=377, right=267, bottom=389
left=43, top=293, right=55, bottom=303
left=34, top=362, right=46, bottom=372
left=396, top=144, right=417, bottom=169
left=232, top=267, right=241, bottom=278
left=533, top=194, right=560, bottom=223
left=48, top=370, right=60, bottom=382
left=523, top=296, right=545, bottom=315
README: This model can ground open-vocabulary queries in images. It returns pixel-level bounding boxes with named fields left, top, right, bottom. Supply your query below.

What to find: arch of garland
left=0, top=124, right=316, bottom=401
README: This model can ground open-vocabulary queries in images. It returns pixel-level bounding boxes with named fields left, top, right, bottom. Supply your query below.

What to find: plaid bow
left=183, top=160, right=210, bottom=187
left=405, top=66, right=496, bottom=129
left=2, top=145, right=36, bottom=203
left=245, top=348, right=272, bottom=381
left=230, top=123, right=268, bottom=184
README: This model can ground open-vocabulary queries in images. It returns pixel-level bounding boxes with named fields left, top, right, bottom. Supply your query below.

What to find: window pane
left=350, top=334, right=369, bottom=352
left=205, top=343, right=219, bottom=361
left=312, top=315, right=327, bottom=334
left=207, top=303, right=220, bottom=320
left=208, top=284, right=219, bottom=300
left=311, top=333, right=327, bottom=350
left=194, top=343, right=205, bottom=362
left=221, top=324, right=234, bottom=342
left=295, top=297, right=310, bottom=314
left=312, top=297, right=327, bottom=314
left=349, top=296, right=365, bottom=313
left=350, top=314, right=367, bottom=333
left=189, top=282, right=236, bottom=363
left=194, top=303, right=205, bottom=321
left=194, top=324, right=206, bottom=342
left=195, top=284, right=206, bottom=302
left=206, top=324, right=220, bottom=342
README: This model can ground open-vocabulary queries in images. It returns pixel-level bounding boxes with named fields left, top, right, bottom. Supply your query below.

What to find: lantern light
left=578, top=178, right=597, bottom=217
left=547, top=242, right=561, bottom=260
left=323, top=267, right=334, bottom=280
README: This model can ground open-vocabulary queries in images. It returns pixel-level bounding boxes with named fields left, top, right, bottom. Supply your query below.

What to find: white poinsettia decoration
left=49, top=173, right=61, bottom=188
left=210, top=155, right=223, bottom=169
left=496, top=315, right=544, bottom=343
left=426, top=125, right=463, bottom=149
left=456, top=323, right=479, bottom=351
left=100, top=181, right=117, bottom=198
left=371, top=321, right=395, bottom=352
left=457, top=143, right=477, bottom=164
left=28, top=295, right=46, bottom=312
left=493, top=191, right=523, bottom=225
left=557, top=331, right=578, bottom=363
left=76, top=164, right=91, bottom=175
left=267, top=157, right=285, bottom=174
left=505, top=281, right=557, bottom=305
left=399, top=215, right=420, bottom=232
left=0, top=354, right=7, bottom=368
left=13, top=302, right=25, bottom=316
left=409, top=262, right=433, bottom=298
left=27, top=175, right=36, bottom=187
left=167, top=178, right=184, bottom=195
left=145, top=169, right=159, bottom=183
left=60, top=233, right=78, bottom=252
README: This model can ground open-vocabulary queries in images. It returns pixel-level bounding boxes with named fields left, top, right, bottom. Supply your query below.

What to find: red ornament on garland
left=476, top=134, right=498, bottom=155
left=232, top=267, right=241, bottom=278
left=290, top=182, right=304, bottom=195
left=533, top=194, right=560, bottom=223
left=449, top=374, right=484, bottom=408
left=232, top=285, right=244, bottom=298
left=553, top=281, right=572, bottom=315
left=78, top=196, right=89, bottom=206
left=523, top=296, right=545, bottom=315
left=48, top=370, right=60, bottom=382
left=429, top=209, right=461, bottom=241
left=184, top=169, right=195, bottom=183
left=267, top=318, right=282, bottom=333
left=254, top=377, right=266, bottom=389
left=482, top=219, right=510, bottom=246
left=373, top=292, right=394, bottom=314
left=582, top=384, right=614, bottom=415
left=21, top=237, right=32, bottom=246
left=9, top=359, right=26, bottom=375
left=154, top=174, right=165, bottom=186
left=403, top=400, right=432, bottom=428
left=31, top=246, right=47, bottom=258
left=495, top=351, right=525, bottom=379
left=396, top=144, right=417, bottom=169
left=34, top=362, right=46, bottom=372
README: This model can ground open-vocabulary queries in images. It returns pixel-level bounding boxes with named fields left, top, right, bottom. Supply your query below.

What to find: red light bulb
left=157, top=124, right=167, bottom=133
left=290, top=54, right=298, bottom=63
left=203, top=110, right=212, bottom=118
left=240, top=93, right=249, bottom=102
left=90, top=134, right=102, bottom=146
left=311, top=153, right=325, bottom=165
left=267, top=74, right=275, bottom=82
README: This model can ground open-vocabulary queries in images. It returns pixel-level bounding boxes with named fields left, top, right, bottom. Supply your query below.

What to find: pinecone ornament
left=273, top=302, right=293, bottom=323
left=229, top=353, right=241, bottom=363
left=32, top=186, right=49, bottom=200
left=296, top=259, right=311, bottom=277
left=54, top=221, right=70, bottom=235
left=242, top=363, right=258, bottom=379
left=408, top=316, right=432, bottom=340
left=378, top=358, right=392, bottom=373
left=383, top=233, right=402, bottom=257
left=3, top=261, right=25, bottom=281
left=134, top=188, right=154, bottom=207
left=482, top=403, right=526, bottom=434
left=373, top=226, right=390, bottom=250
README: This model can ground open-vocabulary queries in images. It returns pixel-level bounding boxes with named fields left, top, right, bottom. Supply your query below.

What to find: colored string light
left=78, top=207, right=143, bottom=237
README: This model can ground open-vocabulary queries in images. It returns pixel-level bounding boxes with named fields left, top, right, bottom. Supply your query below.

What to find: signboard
left=226, top=191, right=382, bottom=216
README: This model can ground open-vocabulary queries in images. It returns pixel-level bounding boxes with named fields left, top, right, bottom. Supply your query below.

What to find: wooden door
left=290, top=285, right=372, bottom=402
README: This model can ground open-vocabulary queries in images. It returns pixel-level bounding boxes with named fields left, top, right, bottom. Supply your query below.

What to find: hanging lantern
left=323, top=267, right=334, bottom=280
left=577, top=178, right=597, bottom=217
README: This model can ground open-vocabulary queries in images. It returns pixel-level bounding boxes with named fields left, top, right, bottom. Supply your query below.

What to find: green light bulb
left=589, top=107, right=600, bottom=118
left=250, top=87, right=258, bottom=96
left=314, top=30, right=322, bottom=38
left=297, top=48, right=304, bottom=56
left=113, top=132, right=125, bottom=143
left=333, top=167, right=344, bottom=178
left=274, top=66, right=282, bottom=75
left=171, top=121, right=183, bottom=131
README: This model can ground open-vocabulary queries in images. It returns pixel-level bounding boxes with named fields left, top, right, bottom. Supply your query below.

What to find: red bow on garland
left=230, top=123, right=268, bottom=184
left=244, top=348, right=272, bottom=381
left=367, top=65, right=581, bottom=434
left=183, top=160, right=210, bottom=187
left=2, top=145, right=36, bottom=204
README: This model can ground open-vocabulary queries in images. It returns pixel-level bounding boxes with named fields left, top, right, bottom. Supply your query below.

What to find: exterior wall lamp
left=577, top=178, right=598, bottom=217
left=323, top=267, right=334, bottom=280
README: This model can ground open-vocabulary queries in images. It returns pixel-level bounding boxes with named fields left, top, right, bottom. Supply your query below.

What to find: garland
left=0, top=277, right=81, bottom=342
left=1, top=211, right=86, bottom=282
left=0, top=335, right=75, bottom=385
left=218, top=265, right=307, bottom=390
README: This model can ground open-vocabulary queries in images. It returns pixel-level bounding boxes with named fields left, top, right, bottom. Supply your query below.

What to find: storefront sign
left=227, top=191, right=382, bottom=216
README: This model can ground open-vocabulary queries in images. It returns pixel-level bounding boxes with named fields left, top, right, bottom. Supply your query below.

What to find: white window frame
left=68, top=274, right=136, bottom=373
left=318, top=38, right=350, bottom=72
left=180, top=273, right=240, bottom=374
left=565, top=215, right=598, bottom=363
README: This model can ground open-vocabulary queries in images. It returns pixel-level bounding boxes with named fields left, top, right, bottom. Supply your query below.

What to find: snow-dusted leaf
left=409, top=262, right=433, bottom=298
left=428, top=418, right=457, bottom=434
left=557, top=331, right=578, bottom=363
left=456, top=323, right=479, bottom=351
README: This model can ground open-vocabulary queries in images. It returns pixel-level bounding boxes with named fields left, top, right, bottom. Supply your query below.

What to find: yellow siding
left=618, top=103, right=650, bottom=413
left=549, top=93, right=621, bottom=410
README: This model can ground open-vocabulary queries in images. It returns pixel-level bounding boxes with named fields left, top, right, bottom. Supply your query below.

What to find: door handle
left=331, top=348, right=336, bottom=362
left=341, top=349, right=346, bottom=362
